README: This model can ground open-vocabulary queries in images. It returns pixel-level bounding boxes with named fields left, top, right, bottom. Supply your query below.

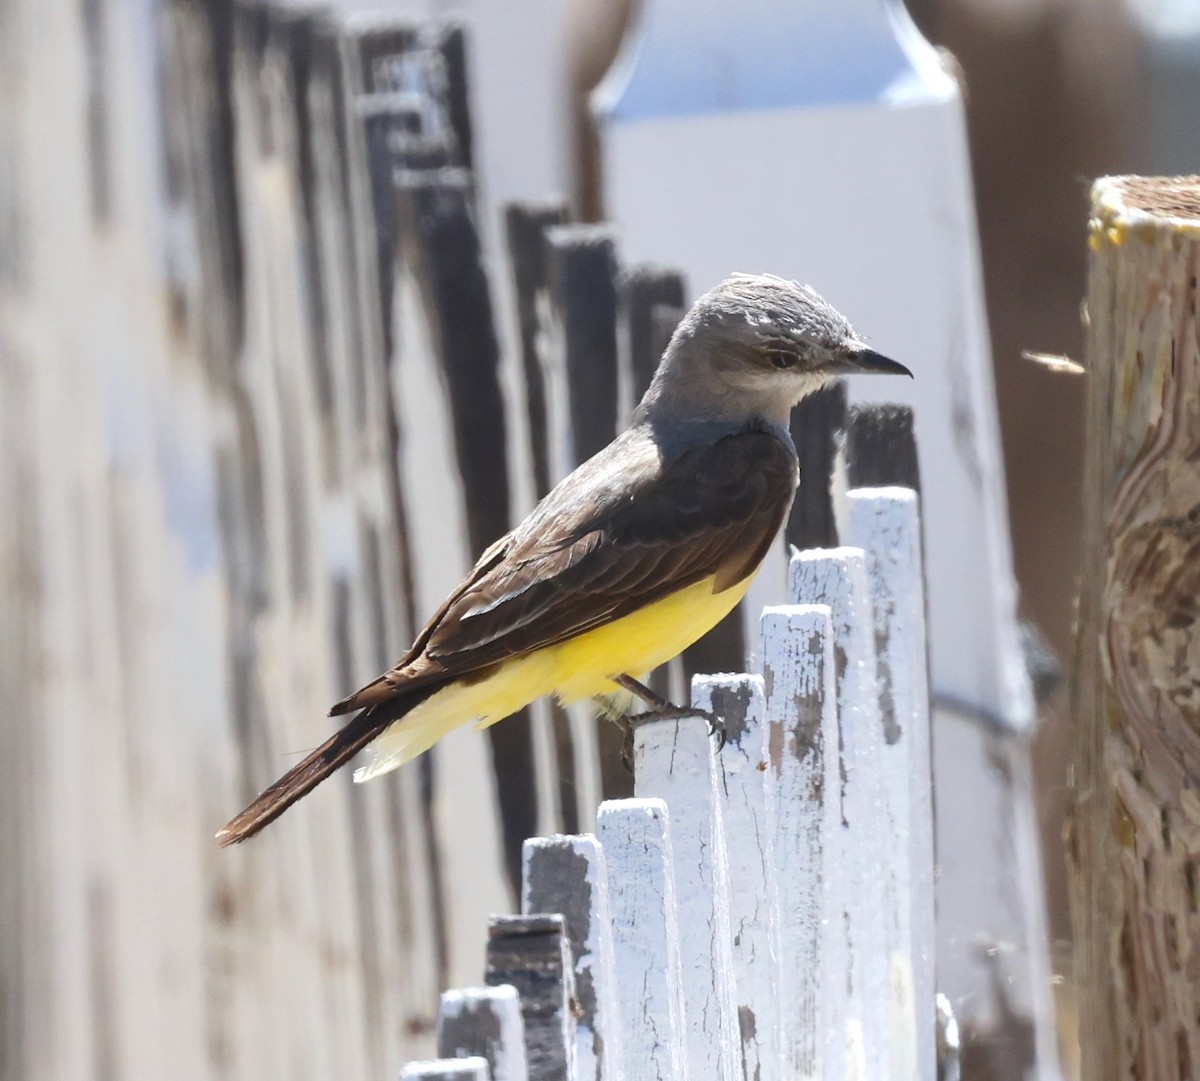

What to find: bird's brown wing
left=219, top=427, right=796, bottom=845
left=332, top=427, right=797, bottom=714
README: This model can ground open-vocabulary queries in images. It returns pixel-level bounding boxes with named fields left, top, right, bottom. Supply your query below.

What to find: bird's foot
left=611, top=675, right=727, bottom=771
left=626, top=705, right=726, bottom=751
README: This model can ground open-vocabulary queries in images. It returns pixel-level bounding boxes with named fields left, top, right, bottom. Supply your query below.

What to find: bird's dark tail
left=215, top=685, right=437, bottom=846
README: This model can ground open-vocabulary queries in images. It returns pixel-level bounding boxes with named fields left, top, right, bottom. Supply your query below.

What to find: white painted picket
left=845, top=488, right=935, bottom=1081
left=633, top=716, right=741, bottom=1081
left=403, top=481, right=941, bottom=1081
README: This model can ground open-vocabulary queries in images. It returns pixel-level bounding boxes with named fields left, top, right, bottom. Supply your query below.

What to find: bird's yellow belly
left=355, top=573, right=753, bottom=782
left=549, top=573, right=751, bottom=702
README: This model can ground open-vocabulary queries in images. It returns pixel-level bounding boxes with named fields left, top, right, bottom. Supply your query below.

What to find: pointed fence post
left=594, top=798, right=686, bottom=1081
left=633, top=717, right=741, bottom=1081
left=693, top=674, right=781, bottom=1081
left=790, top=549, right=892, bottom=1081
left=761, top=604, right=844, bottom=1081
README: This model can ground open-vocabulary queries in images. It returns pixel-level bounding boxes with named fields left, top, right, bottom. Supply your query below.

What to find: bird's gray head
left=636, top=273, right=910, bottom=429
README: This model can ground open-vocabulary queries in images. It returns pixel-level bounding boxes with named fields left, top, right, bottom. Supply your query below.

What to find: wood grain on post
left=1069, top=175, right=1200, bottom=1081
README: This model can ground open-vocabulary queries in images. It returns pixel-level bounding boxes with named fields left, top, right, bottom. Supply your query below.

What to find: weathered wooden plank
left=692, top=674, right=781, bottom=1081
left=543, top=224, right=620, bottom=468
left=438, top=985, right=529, bottom=1081
left=594, top=798, right=686, bottom=1081
left=503, top=201, right=569, bottom=498
left=436, top=25, right=474, bottom=171
left=844, top=404, right=920, bottom=492
left=789, top=549, right=891, bottom=1081
left=402, top=1056, right=492, bottom=1080
left=521, top=835, right=623, bottom=1081
left=158, top=0, right=244, bottom=382
left=396, top=167, right=536, bottom=893
left=760, top=604, right=843, bottom=1081
left=502, top=200, right=580, bottom=833
left=786, top=381, right=848, bottom=551
left=359, top=93, right=447, bottom=344
left=485, top=915, right=575, bottom=1081
left=342, top=16, right=419, bottom=96
left=633, top=717, right=741, bottom=1081
left=615, top=264, right=685, bottom=407
left=845, top=487, right=934, bottom=1081
left=542, top=223, right=622, bottom=805
left=394, top=168, right=508, bottom=561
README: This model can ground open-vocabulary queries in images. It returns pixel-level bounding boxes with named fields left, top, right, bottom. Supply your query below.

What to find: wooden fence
left=400, top=463, right=951, bottom=1081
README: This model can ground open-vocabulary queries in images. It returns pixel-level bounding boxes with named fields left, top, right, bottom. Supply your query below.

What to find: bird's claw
left=617, top=705, right=726, bottom=771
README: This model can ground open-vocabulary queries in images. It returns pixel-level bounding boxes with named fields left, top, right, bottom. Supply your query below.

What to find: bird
left=216, top=273, right=911, bottom=845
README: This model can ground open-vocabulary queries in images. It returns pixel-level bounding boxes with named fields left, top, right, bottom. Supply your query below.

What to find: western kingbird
left=217, top=273, right=910, bottom=844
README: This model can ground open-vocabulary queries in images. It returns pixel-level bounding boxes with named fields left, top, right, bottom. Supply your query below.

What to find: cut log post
left=484, top=915, right=575, bottom=1081
left=844, top=487, right=934, bottom=1081
left=521, top=835, right=624, bottom=1081
left=760, top=605, right=843, bottom=1081
left=633, top=716, right=741, bottom=1081
left=789, top=548, right=891, bottom=1081
left=437, top=985, right=529, bottom=1081
left=594, top=798, right=686, bottom=1081
left=1069, top=175, right=1200, bottom=1081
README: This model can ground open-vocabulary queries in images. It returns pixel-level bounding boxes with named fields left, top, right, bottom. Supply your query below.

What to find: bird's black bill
left=833, top=348, right=913, bottom=378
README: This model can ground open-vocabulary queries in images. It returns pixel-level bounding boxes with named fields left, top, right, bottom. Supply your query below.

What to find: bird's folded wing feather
left=329, top=428, right=797, bottom=715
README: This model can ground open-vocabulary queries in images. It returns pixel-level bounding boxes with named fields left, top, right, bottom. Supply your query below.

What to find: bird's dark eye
left=768, top=351, right=797, bottom=370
